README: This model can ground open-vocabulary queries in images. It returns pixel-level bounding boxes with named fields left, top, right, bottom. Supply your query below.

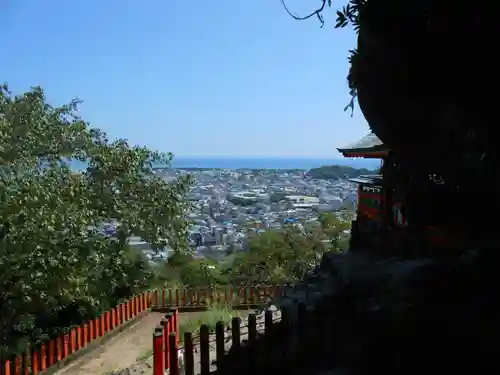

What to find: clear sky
left=1, top=0, right=369, bottom=158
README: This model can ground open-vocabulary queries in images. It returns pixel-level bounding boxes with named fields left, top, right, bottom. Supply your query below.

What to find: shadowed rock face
left=220, top=252, right=500, bottom=375
left=354, top=1, right=496, bottom=182
left=350, top=0, right=500, bottom=244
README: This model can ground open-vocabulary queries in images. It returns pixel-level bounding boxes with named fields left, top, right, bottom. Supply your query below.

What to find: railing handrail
left=1, top=283, right=289, bottom=375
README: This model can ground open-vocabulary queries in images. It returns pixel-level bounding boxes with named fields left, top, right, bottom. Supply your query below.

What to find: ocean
left=171, top=157, right=380, bottom=170
left=69, top=157, right=380, bottom=171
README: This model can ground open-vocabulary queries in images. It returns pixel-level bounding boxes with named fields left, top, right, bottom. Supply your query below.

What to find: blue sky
left=1, top=0, right=369, bottom=158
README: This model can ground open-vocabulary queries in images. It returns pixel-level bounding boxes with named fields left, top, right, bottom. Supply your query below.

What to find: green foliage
left=228, top=213, right=351, bottom=284
left=179, top=303, right=240, bottom=340
left=154, top=213, right=352, bottom=290
left=306, top=165, right=375, bottom=180
left=154, top=252, right=229, bottom=288
left=0, top=85, right=192, bottom=356
left=178, top=258, right=229, bottom=288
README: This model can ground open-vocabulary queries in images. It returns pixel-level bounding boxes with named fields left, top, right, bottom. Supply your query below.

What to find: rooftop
left=338, top=133, right=388, bottom=158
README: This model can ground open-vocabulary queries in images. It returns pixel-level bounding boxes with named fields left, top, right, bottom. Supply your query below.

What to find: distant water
left=171, top=157, right=380, bottom=170
left=69, top=157, right=380, bottom=171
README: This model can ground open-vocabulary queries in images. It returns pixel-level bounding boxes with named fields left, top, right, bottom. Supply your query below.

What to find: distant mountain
left=306, top=165, right=377, bottom=180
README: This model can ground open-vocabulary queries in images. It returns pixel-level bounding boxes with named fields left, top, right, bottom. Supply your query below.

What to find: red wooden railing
left=0, top=292, right=153, bottom=375
left=150, top=284, right=286, bottom=309
left=0, top=284, right=286, bottom=375
left=152, top=307, right=287, bottom=375
left=152, top=310, right=182, bottom=375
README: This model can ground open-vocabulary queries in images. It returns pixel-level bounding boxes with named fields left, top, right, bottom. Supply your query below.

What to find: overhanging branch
left=280, top=0, right=328, bottom=26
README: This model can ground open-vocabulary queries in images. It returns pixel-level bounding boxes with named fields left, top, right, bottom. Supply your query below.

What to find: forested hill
left=306, top=165, right=377, bottom=180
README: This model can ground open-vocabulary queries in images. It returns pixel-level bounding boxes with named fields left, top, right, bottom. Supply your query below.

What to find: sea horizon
left=68, top=156, right=380, bottom=171
left=171, top=156, right=380, bottom=170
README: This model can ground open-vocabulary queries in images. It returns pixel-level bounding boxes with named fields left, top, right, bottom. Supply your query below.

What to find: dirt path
left=53, top=312, right=164, bottom=375
left=53, top=310, right=265, bottom=375
left=54, top=312, right=211, bottom=375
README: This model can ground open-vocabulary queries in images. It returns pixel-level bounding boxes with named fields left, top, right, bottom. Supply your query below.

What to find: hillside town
left=126, top=167, right=361, bottom=261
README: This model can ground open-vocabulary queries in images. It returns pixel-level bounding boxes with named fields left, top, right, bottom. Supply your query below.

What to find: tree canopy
left=153, top=212, right=352, bottom=288
left=306, top=165, right=374, bottom=180
left=0, top=85, right=192, bottom=356
left=228, top=213, right=351, bottom=284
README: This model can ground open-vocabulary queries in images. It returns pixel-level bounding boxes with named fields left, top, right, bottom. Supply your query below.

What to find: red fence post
left=111, top=308, right=116, bottom=329
left=2, top=359, right=11, bottom=375
left=63, top=333, right=69, bottom=358
left=94, top=318, right=100, bottom=338
left=106, top=311, right=111, bottom=331
left=161, top=318, right=170, bottom=370
left=118, top=303, right=123, bottom=323
left=175, top=310, right=180, bottom=348
left=152, top=289, right=158, bottom=307
left=100, top=315, right=105, bottom=336
left=83, top=324, right=89, bottom=347
left=139, top=293, right=144, bottom=312
left=89, top=320, right=95, bottom=341
left=189, top=289, right=194, bottom=306
left=76, top=326, right=82, bottom=350
left=12, top=355, right=19, bottom=375
left=56, top=336, right=63, bottom=362
left=147, top=290, right=152, bottom=308
left=13, top=355, right=20, bottom=375
left=12, top=355, right=20, bottom=375
left=48, top=340, right=55, bottom=366
left=31, top=348, right=39, bottom=375
left=153, top=327, right=165, bottom=375
left=72, top=328, right=77, bottom=352
left=22, top=352, right=28, bottom=375
left=40, top=344, right=47, bottom=371
left=175, top=289, right=180, bottom=308
left=115, top=305, right=120, bottom=325
left=161, top=288, right=166, bottom=307
left=122, top=303, right=127, bottom=322
left=194, top=289, right=200, bottom=307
